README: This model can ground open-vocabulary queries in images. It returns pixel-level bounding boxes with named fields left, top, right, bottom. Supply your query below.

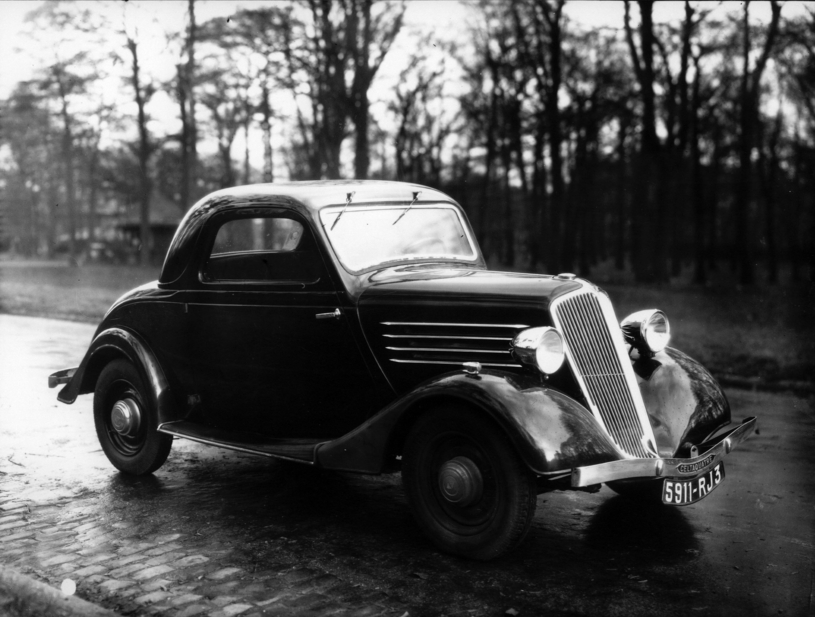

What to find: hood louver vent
left=379, top=321, right=527, bottom=368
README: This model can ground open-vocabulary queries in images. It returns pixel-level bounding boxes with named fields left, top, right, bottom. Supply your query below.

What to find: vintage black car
left=50, top=181, right=756, bottom=560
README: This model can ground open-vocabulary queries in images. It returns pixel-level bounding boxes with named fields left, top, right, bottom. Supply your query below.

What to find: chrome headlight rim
left=621, top=309, right=671, bottom=355
left=511, top=326, right=566, bottom=375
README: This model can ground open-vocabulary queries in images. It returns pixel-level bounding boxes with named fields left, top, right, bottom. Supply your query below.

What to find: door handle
left=316, top=308, right=342, bottom=321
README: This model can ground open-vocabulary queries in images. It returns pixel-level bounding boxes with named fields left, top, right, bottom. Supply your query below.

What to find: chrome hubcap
left=111, top=398, right=141, bottom=436
left=438, top=456, right=483, bottom=507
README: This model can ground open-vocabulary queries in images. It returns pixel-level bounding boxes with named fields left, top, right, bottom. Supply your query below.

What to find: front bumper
left=571, top=417, right=757, bottom=487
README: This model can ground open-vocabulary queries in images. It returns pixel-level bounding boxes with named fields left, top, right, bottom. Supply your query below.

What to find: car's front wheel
left=402, top=406, right=537, bottom=560
left=94, top=359, right=172, bottom=475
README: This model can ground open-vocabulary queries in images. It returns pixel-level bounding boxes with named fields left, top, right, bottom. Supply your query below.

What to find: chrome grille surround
left=550, top=287, right=657, bottom=459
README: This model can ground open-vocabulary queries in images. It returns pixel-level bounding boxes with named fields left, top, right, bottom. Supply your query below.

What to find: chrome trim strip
left=385, top=346, right=510, bottom=354
left=383, top=334, right=513, bottom=341
left=381, top=321, right=529, bottom=328
left=389, top=359, right=522, bottom=368
left=157, top=424, right=315, bottom=465
left=571, top=418, right=756, bottom=487
left=550, top=287, right=657, bottom=459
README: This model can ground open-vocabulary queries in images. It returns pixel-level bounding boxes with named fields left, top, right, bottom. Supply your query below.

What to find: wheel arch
left=315, top=371, right=622, bottom=475
left=383, top=393, right=493, bottom=465
left=58, top=327, right=179, bottom=425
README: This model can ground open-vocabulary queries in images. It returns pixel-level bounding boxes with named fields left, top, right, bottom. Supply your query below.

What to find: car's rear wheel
left=94, top=359, right=172, bottom=475
left=402, top=406, right=537, bottom=560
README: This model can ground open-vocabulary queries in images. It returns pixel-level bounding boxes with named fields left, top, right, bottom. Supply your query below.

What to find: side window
left=203, top=216, right=324, bottom=284
left=211, top=218, right=303, bottom=255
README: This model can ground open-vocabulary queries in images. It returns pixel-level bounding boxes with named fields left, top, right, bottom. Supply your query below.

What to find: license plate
left=662, top=462, right=725, bottom=505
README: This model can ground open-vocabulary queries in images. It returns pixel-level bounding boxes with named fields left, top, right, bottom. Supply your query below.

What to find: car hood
left=357, top=266, right=583, bottom=394
left=359, top=266, right=582, bottom=308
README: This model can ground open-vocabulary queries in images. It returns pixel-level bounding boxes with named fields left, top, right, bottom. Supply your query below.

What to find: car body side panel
left=636, top=347, right=731, bottom=456
left=315, top=371, right=622, bottom=475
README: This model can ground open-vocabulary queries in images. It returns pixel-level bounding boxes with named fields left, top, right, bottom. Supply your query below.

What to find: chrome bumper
left=48, top=367, right=77, bottom=389
left=571, top=417, right=757, bottom=487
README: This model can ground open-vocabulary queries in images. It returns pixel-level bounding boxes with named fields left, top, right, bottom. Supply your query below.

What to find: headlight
left=621, top=309, right=671, bottom=355
left=511, top=327, right=565, bottom=375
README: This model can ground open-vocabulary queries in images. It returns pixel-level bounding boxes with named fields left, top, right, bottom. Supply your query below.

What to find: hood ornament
left=462, top=362, right=481, bottom=377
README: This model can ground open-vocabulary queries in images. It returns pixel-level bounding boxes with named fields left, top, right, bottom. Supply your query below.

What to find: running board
left=158, top=420, right=322, bottom=464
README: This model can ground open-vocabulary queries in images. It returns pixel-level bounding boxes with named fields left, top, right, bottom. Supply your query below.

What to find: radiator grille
left=551, top=290, right=654, bottom=459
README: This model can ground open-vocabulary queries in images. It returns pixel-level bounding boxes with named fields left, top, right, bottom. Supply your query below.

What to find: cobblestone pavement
left=1, top=314, right=814, bottom=617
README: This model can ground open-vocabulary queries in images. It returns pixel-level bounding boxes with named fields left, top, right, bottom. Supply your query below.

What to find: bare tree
left=734, top=0, right=782, bottom=285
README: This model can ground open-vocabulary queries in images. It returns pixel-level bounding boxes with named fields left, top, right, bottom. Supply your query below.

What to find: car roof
left=194, top=180, right=455, bottom=214
left=159, top=180, right=463, bottom=286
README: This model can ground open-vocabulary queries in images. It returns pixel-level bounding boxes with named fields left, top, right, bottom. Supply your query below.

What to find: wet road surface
left=0, top=314, right=813, bottom=616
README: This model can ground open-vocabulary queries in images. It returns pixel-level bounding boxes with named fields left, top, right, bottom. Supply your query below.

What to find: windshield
left=320, top=204, right=478, bottom=273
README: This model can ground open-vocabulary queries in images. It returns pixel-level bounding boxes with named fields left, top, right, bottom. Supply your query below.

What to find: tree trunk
left=708, top=130, right=722, bottom=272
left=177, top=65, right=190, bottom=210
left=128, top=37, right=152, bottom=267
left=615, top=118, right=628, bottom=271
left=501, top=141, right=514, bottom=268
left=529, top=110, right=547, bottom=270
left=88, top=145, right=99, bottom=243
left=261, top=83, right=274, bottom=183
left=690, top=63, right=706, bottom=284
left=625, top=1, right=665, bottom=283
left=734, top=0, right=781, bottom=285
left=56, top=81, right=77, bottom=265
left=353, top=0, right=372, bottom=179
left=760, top=113, right=781, bottom=284
left=186, top=0, right=198, bottom=201
left=545, top=0, right=565, bottom=272
left=790, top=139, right=803, bottom=281
left=243, top=111, right=251, bottom=185
left=735, top=4, right=755, bottom=285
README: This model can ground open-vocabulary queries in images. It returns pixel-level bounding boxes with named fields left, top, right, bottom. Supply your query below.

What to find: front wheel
left=402, top=407, right=537, bottom=560
left=94, top=359, right=172, bottom=475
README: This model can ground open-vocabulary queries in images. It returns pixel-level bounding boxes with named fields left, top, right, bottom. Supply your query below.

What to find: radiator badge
left=678, top=454, right=714, bottom=474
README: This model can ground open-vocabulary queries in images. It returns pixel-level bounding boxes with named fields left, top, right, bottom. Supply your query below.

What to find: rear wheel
left=402, top=407, right=537, bottom=560
left=94, top=359, right=172, bottom=475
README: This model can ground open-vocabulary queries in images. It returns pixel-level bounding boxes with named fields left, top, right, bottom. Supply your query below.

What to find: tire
left=93, top=359, right=172, bottom=475
left=402, top=406, right=537, bottom=560
left=607, top=478, right=665, bottom=501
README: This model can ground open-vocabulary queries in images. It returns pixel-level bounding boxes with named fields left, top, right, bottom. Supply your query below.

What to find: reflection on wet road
left=1, top=314, right=813, bottom=616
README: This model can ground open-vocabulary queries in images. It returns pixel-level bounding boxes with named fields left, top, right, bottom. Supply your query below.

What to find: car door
left=186, top=209, right=381, bottom=439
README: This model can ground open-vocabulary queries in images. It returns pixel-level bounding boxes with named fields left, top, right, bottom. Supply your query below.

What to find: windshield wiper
left=330, top=192, right=355, bottom=231
left=392, top=191, right=421, bottom=225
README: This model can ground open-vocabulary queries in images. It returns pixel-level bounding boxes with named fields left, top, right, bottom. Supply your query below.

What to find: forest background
left=1, top=0, right=813, bottom=287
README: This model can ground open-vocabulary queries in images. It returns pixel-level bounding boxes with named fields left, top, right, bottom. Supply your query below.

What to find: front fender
left=315, top=371, right=622, bottom=475
left=57, top=327, right=178, bottom=424
left=636, top=347, right=731, bottom=456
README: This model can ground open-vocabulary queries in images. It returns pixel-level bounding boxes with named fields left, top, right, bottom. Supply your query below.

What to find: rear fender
left=57, top=327, right=177, bottom=424
left=315, top=371, right=622, bottom=475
